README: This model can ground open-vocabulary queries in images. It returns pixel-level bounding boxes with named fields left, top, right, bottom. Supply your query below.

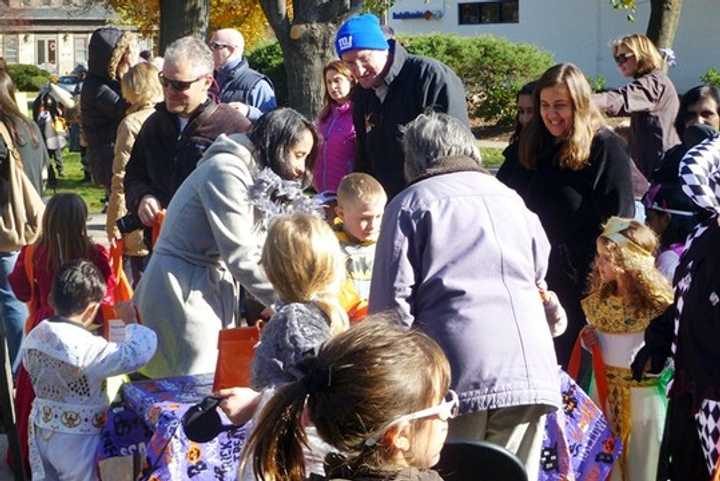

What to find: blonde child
left=20, top=260, right=156, bottom=481
left=580, top=217, right=674, bottom=481
left=244, top=318, right=455, bottom=481
left=251, top=213, right=348, bottom=390
left=334, top=173, right=387, bottom=302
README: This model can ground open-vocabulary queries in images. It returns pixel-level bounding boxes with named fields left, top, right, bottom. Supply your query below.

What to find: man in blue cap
left=335, top=14, right=469, bottom=198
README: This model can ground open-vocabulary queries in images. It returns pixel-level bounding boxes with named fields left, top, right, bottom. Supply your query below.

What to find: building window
left=74, top=36, right=88, bottom=66
left=459, top=1, right=519, bottom=24
left=36, top=36, right=57, bottom=71
left=3, top=35, right=19, bottom=64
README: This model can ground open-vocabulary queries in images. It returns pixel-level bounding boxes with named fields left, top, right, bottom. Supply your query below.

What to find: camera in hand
left=116, top=213, right=144, bottom=234
left=182, top=396, right=237, bottom=443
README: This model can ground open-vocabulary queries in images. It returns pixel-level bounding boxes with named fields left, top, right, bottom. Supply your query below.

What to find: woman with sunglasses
left=593, top=33, right=680, bottom=179
left=241, top=318, right=455, bottom=481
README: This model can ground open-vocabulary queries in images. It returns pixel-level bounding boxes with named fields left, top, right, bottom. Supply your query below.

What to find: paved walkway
left=477, top=139, right=509, bottom=149
left=0, top=435, right=14, bottom=481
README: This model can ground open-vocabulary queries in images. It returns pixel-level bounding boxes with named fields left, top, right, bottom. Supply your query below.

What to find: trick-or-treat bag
left=213, top=326, right=261, bottom=391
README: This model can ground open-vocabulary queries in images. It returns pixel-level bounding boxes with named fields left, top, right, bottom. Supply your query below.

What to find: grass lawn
left=52, top=145, right=505, bottom=215
left=51, top=149, right=106, bottom=214
left=480, top=147, right=504, bottom=169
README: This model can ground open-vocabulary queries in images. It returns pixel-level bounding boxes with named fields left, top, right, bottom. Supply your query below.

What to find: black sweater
left=524, top=128, right=635, bottom=286
left=352, top=40, right=469, bottom=198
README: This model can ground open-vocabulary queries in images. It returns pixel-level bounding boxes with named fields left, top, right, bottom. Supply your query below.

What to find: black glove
left=631, top=345, right=667, bottom=382
left=631, top=345, right=650, bottom=382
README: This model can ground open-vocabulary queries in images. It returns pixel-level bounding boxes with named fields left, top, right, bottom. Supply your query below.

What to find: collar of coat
left=157, top=98, right=218, bottom=133
left=410, top=155, right=488, bottom=186
left=379, top=39, right=407, bottom=88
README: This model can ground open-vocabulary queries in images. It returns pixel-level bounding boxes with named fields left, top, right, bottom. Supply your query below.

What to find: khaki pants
left=447, top=404, right=550, bottom=481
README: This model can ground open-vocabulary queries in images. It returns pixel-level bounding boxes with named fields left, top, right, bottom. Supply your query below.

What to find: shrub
left=6, top=64, right=51, bottom=91
left=247, top=41, right=288, bottom=107
left=400, top=34, right=554, bottom=124
left=586, top=74, right=607, bottom=93
left=701, top=68, right=720, bottom=88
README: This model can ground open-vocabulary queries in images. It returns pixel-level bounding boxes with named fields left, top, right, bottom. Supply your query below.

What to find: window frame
left=458, top=1, right=519, bottom=25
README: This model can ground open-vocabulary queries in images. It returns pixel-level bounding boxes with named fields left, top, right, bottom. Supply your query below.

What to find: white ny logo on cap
left=338, top=35, right=353, bottom=51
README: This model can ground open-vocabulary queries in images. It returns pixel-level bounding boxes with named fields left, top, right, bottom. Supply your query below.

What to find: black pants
left=47, top=147, right=63, bottom=186
left=658, top=393, right=709, bottom=481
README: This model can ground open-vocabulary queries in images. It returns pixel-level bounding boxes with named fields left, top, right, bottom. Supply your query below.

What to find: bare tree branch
left=259, top=0, right=290, bottom=43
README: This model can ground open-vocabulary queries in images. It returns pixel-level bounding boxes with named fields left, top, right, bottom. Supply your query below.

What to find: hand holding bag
left=0, top=121, right=45, bottom=252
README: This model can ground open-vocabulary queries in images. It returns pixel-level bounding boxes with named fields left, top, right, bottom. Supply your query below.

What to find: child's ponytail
left=243, top=380, right=309, bottom=481
left=245, top=317, right=452, bottom=480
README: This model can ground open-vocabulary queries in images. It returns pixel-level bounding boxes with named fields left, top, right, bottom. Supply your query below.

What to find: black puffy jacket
left=80, top=27, right=131, bottom=188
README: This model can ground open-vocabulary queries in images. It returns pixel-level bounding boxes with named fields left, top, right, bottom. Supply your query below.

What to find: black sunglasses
left=614, top=52, right=634, bottom=65
left=158, top=72, right=206, bottom=92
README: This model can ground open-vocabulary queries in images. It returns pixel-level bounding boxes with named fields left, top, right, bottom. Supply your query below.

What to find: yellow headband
left=601, top=217, right=653, bottom=257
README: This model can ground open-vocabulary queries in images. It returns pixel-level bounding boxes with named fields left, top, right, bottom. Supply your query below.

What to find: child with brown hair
left=580, top=216, right=674, bottom=481
left=243, top=317, right=456, bottom=481
left=251, top=213, right=348, bottom=390
left=9, top=193, right=116, bottom=474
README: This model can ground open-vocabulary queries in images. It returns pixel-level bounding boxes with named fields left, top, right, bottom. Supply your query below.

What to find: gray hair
left=403, top=112, right=482, bottom=182
left=163, top=36, right=214, bottom=76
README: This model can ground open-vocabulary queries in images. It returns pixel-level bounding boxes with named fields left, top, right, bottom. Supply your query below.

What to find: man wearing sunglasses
left=209, top=28, right=277, bottom=122
left=124, top=36, right=251, bottom=231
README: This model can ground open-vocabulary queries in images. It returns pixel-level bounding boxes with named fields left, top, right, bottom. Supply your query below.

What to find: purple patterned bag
left=539, top=370, right=622, bottom=481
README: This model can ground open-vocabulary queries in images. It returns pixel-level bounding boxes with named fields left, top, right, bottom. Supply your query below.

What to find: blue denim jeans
left=0, top=250, right=28, bottom=371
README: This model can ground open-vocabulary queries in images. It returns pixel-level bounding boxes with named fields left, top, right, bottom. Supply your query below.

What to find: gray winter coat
left=135, top=133, right=275, bottom=378
left=369, top=156, right=561, bottom=414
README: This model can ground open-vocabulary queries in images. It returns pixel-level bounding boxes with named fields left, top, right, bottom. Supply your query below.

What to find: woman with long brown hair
left=518, top=63, right=635, bottom=367
left=313, top=60, right=357, bottom=194
left=8, top=193, right=116, bottom=475
left=0, top=69, right=49, bottom=375
left=0, top=69, right=47, bottom=196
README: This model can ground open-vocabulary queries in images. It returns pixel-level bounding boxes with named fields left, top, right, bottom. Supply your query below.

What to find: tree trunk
left=646, top=0, right=684, bottom=49
left=259, top=0, right=364, bottom=118
left=159, top=0, right=210, bottom=54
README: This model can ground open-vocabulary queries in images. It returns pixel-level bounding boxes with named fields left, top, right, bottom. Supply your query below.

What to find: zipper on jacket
left=322, top=110, right=341, bottom=191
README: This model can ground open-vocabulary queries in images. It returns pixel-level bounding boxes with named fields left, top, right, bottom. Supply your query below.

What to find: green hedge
left=247, top=42, right=288, bottom=107
left=6, top=64, right=51, bottom=92
left=701, top=68, right=720, bottom=88
left=247, top=34, right=554, bottom=125
left=400, top=34, right=553, bottom=124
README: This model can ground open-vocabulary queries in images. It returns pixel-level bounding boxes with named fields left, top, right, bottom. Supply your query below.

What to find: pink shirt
left=313, top=101, right=356, bottom=193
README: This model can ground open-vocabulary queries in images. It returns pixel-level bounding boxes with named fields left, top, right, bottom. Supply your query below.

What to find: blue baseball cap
left=335, top=14, right=389, bottom=57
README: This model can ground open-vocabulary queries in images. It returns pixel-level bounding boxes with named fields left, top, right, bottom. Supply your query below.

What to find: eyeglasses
left=614, top=52, right=634, bottom=65
left=364, top=390, right=459, bottom=447
left=158, top=72, right=206, bottom=92
left=208, top=41, right=233, bottom=51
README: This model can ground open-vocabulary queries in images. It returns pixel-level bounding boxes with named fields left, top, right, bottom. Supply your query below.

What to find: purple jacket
left=313, top=101, right=356, bottom=193
left=369, top=158, right=561, bottom=414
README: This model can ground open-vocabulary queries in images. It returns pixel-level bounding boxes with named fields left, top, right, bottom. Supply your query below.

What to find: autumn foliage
left=106, top=0, right=273, bottom=49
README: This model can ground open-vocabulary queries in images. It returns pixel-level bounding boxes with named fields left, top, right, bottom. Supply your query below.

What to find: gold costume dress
left=581, top=292, right=670, bottom=481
